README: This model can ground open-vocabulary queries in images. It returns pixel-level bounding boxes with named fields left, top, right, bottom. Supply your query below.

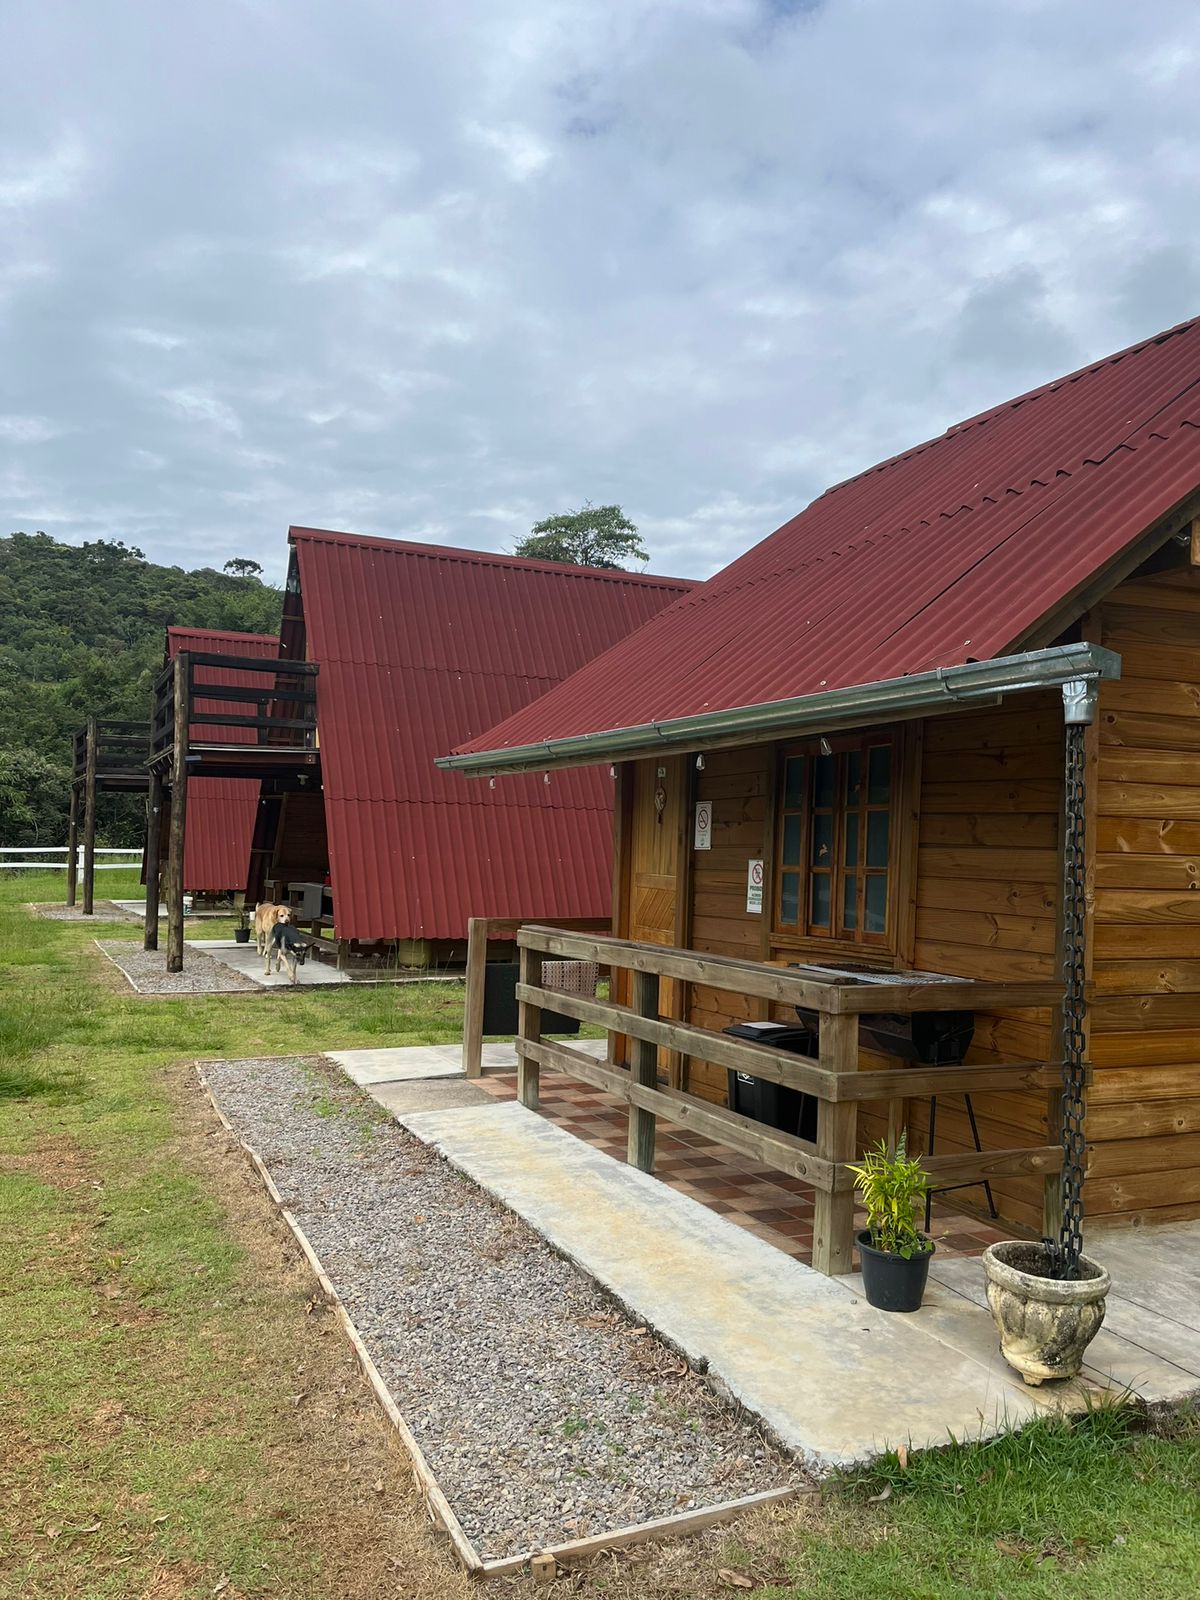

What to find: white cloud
left=2, top=0, right=1200, bottom=584
left=0, top=414, right=62, bottom=443
left=0, top=132, right=87, bottom=210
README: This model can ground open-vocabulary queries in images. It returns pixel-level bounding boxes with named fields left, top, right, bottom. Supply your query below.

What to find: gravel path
left=202, top=1056, right=793, bottom=1560
left=97, top=940, right=259, bottom=994
left=30, top=901, right=138, bottom=922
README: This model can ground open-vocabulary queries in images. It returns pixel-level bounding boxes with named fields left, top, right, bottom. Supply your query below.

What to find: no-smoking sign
left=694, top=802, right=712, bottom=850
left=746, top=858, right=764, bottom=913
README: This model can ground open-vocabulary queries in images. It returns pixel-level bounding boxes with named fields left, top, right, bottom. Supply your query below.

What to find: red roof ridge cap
left=814, top=312, right=1200, bottom=502
left=166, top=626, right=280, bottom=643
left=287, top=525, right=693, bottom=590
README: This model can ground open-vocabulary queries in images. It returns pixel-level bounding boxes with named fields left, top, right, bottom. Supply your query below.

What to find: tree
left=514, top=503, right=648, bottom=570
left=224, top=557, right=263, bottom=579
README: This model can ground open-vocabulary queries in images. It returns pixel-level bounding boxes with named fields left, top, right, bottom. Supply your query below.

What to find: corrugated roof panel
left=289, top=531, right=689, bottom=939
left=165, top=627, right=280, bottom=893
left=456, top=317, right=1200, bottom=754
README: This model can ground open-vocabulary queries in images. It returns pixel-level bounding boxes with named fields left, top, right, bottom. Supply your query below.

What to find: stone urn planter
left=983, top=1241, right=1110, bottom=1385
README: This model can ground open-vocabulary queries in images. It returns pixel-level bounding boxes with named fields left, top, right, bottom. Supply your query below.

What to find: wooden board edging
left=478, top=1483, right=812, bottom=1579
left=196, top=1065, right=811, bottom=1580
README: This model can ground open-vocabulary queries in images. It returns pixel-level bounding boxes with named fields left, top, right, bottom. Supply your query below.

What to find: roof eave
left=436, top=643, right=1122, bottom=776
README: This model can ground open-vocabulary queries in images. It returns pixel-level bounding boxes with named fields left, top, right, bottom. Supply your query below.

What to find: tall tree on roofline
left=513, top=502, right=648, bottom=570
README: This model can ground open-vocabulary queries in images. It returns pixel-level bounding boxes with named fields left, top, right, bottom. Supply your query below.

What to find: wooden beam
left=517, top=942, right=543, bottom=1109
left=812, top=1013, right=858, bottom=1275
left=924, top=1145, right=1063, bottom=1188
left=165, top=653, right=190, bottom=973
left=517, top=924, right=1061, bottom=1016
left=463, top=918, right=488, bottom=1077
left=65, top=782, right=79, bottom=907
left=627, top=969, right=659, bottom=1172
left=143, top=770, right=163, bottom=951
left=81, top=718, right=98, bottom=916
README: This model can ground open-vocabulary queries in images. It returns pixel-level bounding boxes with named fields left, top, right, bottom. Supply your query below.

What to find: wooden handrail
left=517, top=982, right=1064, bottom=1102
left=518, top=924, right=1063, bottom=1016
left=513, top=923, right=1069, bottom=1278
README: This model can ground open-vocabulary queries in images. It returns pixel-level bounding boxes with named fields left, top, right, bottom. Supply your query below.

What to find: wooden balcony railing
left=514, top=925, right=1068, bottom=1276
left=149, top=651, right=318, bottom=766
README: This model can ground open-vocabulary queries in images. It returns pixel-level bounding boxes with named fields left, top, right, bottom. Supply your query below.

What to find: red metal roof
left=456, top=316, right=1200, bottom=758
left=165, top=627, right=280, bottom=893
left=289, top=528, right=691, bottom=941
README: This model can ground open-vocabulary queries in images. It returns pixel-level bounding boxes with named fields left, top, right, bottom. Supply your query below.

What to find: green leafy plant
left=847, top=1134, right=932, bottom=1259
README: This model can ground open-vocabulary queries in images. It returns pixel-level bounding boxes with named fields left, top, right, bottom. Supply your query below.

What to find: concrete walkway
left=190, top=938, right=351, bottom=987
left=326, top=1044, right=1200, bottom=1472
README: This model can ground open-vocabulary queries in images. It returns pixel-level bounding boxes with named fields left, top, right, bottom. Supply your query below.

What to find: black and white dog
left=265, top=919, right=309, bottom=983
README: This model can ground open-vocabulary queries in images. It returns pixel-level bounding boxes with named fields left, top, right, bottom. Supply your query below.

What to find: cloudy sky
left=3, top=1, right=1200, bottom=583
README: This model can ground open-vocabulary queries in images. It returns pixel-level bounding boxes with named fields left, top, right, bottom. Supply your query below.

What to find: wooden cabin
left=443, top=316, right=1200, bottom=1261
left=249, top=527, right=691, bottom=965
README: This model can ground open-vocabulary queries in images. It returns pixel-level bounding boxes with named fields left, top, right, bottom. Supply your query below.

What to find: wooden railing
left=515, top=925, right=1068, bottom=1276
left=149, top=651, right=318, bottom=764
left=462, top=915, right=611, bottom=1076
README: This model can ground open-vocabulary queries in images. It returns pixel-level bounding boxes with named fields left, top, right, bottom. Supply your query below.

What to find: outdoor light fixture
left=819, top=736, right=833, bottom=756
left=544, top=772, right=551, bottom=784
left=695, top=752, right=705, bottom=771
left=489, top=777, right=496, bottom=789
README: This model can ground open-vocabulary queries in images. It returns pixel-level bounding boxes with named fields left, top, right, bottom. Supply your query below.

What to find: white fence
left=0, top=847, right=142, bottom=871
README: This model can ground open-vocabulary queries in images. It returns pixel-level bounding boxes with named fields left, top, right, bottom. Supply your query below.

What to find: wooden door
left=616, top=756, right=688, bottom=1079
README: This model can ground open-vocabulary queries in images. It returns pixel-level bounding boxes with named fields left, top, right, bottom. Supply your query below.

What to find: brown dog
left=254, top=901, right=291, bottom=957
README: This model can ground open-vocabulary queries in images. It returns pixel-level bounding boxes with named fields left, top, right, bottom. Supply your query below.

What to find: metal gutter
left=436, top=643, right=1122, bottom=776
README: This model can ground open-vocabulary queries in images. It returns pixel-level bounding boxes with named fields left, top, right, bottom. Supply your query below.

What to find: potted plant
left=982, top=1242, right=1110, bottom=1385
left=233, top=906, right=252, bottom=944
left=848, top=1135, right=934, bottom=1313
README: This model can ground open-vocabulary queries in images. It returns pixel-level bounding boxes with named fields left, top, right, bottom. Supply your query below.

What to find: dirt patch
left=0, top=1133, right=95, bottom=1191
left=164, top=1061, right=475, bottom=1600
left=28, top=902, right=139, bottom=922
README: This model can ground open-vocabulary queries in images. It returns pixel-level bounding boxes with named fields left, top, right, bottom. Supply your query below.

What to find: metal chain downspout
left=1049, top=678, right=1094, bottom=1281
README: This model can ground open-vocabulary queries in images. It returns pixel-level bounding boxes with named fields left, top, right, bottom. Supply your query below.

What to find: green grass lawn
left=1, top=871, right=1197, bottom=1599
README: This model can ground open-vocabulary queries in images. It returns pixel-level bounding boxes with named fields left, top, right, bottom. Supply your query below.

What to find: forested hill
left=0, top=532, right=282, bottom=844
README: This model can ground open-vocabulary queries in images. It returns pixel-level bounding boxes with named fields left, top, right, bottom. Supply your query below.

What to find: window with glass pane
left=773, top=734, right=896, bottom=945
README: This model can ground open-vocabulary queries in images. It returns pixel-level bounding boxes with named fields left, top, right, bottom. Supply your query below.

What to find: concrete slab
left=190, top=938, right=351, bottom=987
left=327, top=1045, right=464, bottom=1085
left=371, top=1078, right=497, bottom=1115
left=397, top=1100, right=1056, bottom=1470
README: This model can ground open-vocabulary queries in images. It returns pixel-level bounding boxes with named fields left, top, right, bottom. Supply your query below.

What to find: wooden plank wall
left=686, top=745, right=772, bottom=1102
left=679, top=727, right=1062, bottom=1240
left=905, top=691, right=1062, bottom=1231
left=270, top=792, right=329, bottom=883
left=1089, top=564, right=1200, bottom=1226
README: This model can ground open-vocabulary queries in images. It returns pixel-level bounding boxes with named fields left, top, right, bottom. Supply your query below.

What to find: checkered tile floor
left=476, top=1070, right=1010, bottom=1267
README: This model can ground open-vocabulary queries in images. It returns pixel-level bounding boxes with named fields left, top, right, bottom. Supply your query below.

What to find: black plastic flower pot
left=233, top=927, right=251, bottom=944
left=857, top=1231, right=934, bottom=1313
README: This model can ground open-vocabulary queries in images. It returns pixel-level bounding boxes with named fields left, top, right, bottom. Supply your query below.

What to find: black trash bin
left=724, top=1020, right=819, bottom=1141
left=481, top=961, right=581, bottom=1037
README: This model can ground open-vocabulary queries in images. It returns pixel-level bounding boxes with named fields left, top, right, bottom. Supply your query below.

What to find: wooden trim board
left=195, top=1065, right=810, bottom=1580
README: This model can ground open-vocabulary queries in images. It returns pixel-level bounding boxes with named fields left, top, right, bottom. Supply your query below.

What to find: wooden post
left=143, top=770, right=163, bottom=951
left=65, top=783, right=80, bottom=906
left=811, top=1011, right=859, bottom=1276
left=627, top=968, right=659, bottom=1172
left=463, top=917, right=489, bottom=1077
left=81, top=719, right=98, bottom=916
left=165, top=654, right=190, bottom=973
left=517, top=941, right=543, bottom=1110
